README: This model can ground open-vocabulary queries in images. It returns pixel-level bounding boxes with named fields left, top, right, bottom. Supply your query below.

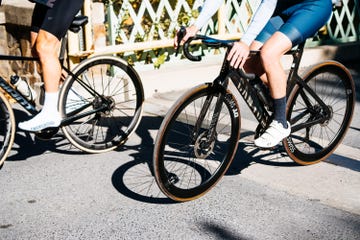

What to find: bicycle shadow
left=111, top=115, right=175, bottom=204
left=6, top=107, right=87, bottom=161
left=226, top=131, right=299, bottom=175
left=110, top=116, right=298, bottom=204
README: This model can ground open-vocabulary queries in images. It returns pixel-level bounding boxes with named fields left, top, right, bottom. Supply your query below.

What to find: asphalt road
left=0, top=110, right=359, bottom=239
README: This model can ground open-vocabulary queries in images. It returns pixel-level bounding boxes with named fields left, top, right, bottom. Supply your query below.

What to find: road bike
left=153, top=30, right=355, bottom=202
left=0, top=15, right=144, bottom=167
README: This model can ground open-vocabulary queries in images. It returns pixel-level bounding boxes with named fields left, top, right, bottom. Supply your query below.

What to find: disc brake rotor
left=194, top=131, right=215, bottom=159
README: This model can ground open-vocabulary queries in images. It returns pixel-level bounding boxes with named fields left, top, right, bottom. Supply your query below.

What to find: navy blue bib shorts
left=256, top=0, right=333, bottom=46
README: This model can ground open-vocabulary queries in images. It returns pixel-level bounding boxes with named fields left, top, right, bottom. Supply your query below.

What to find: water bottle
left=10, top=75, right=37, bottom=102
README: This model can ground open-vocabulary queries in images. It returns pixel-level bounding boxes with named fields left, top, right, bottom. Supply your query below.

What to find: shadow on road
left=110, top=116, right=301, bottom=204
left=111, top=116, right=175, bottom=204
left=199, top=220, right=251, bottom=240
left=226, top=131, right=299, bottom=176
left=6, top=108, right=87, bottom=162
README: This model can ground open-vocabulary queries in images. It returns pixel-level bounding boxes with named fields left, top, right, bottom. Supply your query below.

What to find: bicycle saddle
left=69, top=15, right=88, bottom=33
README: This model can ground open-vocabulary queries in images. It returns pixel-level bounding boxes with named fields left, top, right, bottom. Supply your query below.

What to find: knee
left=34, top=37, right=59, bottom=61
left=259, top=48, right=276, bottom=68
left=35, top=41, right=57, bottom=60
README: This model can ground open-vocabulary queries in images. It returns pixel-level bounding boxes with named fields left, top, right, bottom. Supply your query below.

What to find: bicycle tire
left=285, top=61, right=355, bottom=165
left=59, top=55, right=144, bottom=153
left=0, top=91, right=15, bottom=167
left=153, top=83, right=241, bottom=201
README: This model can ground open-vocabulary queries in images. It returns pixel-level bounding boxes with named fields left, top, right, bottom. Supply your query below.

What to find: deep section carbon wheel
left=59, top=56, right=144, bottom=153
left=153, top=84, right=240, bottom=201
left=285, top=61, right=355, bottom=165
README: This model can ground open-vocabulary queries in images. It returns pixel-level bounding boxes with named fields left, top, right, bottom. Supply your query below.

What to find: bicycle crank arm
left=61, top=104, right=108, bottom=126
left=291, top=117, right=328, bottom=133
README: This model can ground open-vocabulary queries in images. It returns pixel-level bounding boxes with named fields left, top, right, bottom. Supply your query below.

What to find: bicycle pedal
left=258, top=146, right=277, bottom=151
left=256, top=141, right=284, bottom=151
left=35, top=127, right=60, bottom=140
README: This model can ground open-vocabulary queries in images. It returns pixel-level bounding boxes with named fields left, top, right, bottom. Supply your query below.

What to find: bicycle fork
left=191, top=79, right=228, bottom=156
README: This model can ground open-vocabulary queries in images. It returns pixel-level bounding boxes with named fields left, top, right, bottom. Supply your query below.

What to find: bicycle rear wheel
left=59, top=55, right=144, bottom=153
left=0, top=91, right=15, bottom=167
left=153, top=84, right=241, bottom=201
left=285, top=61, right=355, bottom=165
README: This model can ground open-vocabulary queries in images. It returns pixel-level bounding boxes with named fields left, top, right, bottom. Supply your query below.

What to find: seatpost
left=59, top=34, right=68, bottom=65
left=291, top=42, right=305, bottom=73
left=286, top=42, right=306, bottom=95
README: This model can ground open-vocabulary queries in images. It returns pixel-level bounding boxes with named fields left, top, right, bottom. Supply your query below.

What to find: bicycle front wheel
left=59, top=55, right=144, bottom=153
left=285, top=61, right=355, bottom=165
left=153, top=84, right=241, bottom=201
left=0, top=91, right=15, bottom=167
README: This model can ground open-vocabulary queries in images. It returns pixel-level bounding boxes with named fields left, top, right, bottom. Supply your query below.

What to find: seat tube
left=230, top=71, right=270, bottom=127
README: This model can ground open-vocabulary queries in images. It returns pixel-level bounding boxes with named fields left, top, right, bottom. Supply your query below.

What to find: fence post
left=218, top=3, right=226, bottom=36
left=83, top=0, right=93, bottom=51
left=106, top=1, right=117, bottom=46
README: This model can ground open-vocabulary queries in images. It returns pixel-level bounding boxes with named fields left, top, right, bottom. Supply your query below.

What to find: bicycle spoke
left=154, top=85, right=240, bottom=201
left=60, top=57, right=143, bottom=153
left=286, top=63, right=354, bottom=164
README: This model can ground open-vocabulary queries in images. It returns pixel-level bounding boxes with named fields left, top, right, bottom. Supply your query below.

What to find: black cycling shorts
left=256, top=0, right=332, bottom=46
left=31, top=0, right=84, bottom=40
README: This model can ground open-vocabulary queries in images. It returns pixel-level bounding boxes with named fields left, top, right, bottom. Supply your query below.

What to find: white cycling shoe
left=19, top=111, right=62, bottom=132
left=254, top=120, right=291, bottom=148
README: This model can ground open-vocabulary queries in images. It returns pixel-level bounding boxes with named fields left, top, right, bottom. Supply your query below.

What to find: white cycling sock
left=18, top=91, right=61, bottom=132
left=42, top=91, right=59, bottom=112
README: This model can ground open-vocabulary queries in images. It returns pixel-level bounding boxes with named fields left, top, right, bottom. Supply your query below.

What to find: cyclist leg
left=254, top=32, right=292, bottom=148
left=254, top=0, right=332, bottom=148
left=19, top=0, right=84, bottom=132
left=29, top=3, right=46, bottom=50
left=244, top=14, right=287, bottom=87
left=19, top=30, right=63, bottom=132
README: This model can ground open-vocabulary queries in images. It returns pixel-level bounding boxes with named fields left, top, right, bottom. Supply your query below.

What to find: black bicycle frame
left=192, top=40, right=332, bottom=137
left=0, top=54, right=110, bottom=126
left=0, top=55, right=39, bottom=114
left=284, top=42, right=332, bottom=133
left=0, top=75, right=38, bottom=115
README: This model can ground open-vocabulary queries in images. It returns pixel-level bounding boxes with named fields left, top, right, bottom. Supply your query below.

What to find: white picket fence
left=106, top=0, right=260, bottom=43
left=72, top=0, right=359, bottom=65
